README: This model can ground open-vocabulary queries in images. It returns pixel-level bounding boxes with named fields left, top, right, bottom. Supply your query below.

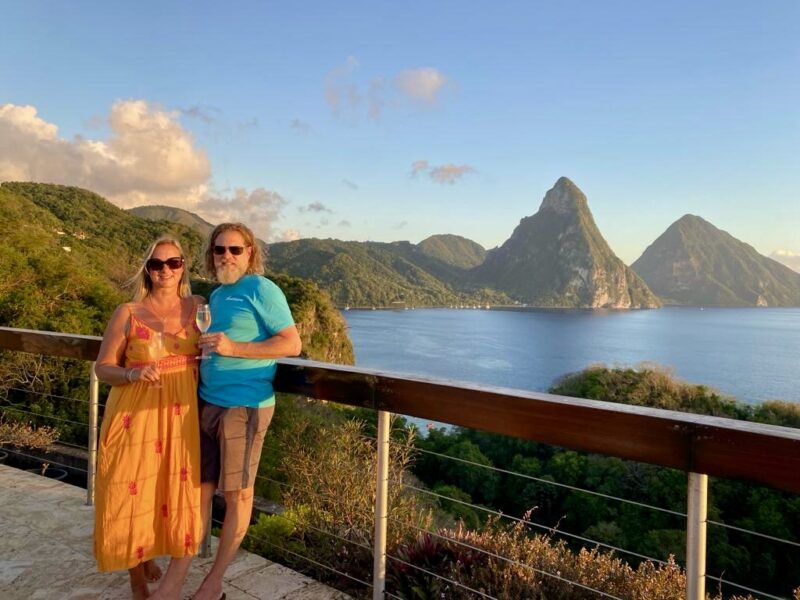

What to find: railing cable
left=4, top=387, right=96, bottom=406
left=0, top=405, right=89, bottom=428
left=408, top=443, right=687, bottom=518
left=3, top=448, right=86, bottom=473
left=385, top=554, right=498, bottom=600
left=707, top=519, right=800, bottom=549
left=705, top=573, right=787, bottom=600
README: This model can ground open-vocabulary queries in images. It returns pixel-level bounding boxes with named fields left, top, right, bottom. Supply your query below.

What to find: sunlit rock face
left=632, top=214, right=800, bottom=307
left=474, top=177, right=660, bottom=309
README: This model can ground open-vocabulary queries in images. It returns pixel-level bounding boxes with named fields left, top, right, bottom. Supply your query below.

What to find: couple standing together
left=93, top=223, right=302, bottom=599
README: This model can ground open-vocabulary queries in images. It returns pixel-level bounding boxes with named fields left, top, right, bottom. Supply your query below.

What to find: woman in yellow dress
left=94, top=236, right=203, bottom=600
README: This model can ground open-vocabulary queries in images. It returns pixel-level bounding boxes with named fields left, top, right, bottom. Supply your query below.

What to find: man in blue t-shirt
left=193, top=222, right=301, bottom=600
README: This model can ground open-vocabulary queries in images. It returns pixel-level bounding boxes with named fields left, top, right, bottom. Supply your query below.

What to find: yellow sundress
left=94, top=308, right=202, bottom=572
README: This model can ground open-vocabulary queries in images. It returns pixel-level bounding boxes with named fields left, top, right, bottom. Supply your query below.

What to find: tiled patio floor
left=0, top=464, right=350, bottom=600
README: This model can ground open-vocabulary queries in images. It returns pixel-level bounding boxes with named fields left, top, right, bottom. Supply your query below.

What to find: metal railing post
left=373, top=410, right=390, bottom=599
left=686, top=472, right=708, bottom=600
left=86, top=362, right=100, bottom=506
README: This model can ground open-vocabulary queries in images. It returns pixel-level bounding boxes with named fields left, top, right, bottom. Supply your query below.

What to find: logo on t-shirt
left=225, top=296, right=245, bottom=302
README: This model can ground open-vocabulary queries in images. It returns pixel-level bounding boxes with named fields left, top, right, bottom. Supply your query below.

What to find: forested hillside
left=266, top=237, right=510, bottom=307
left=0, top=182, right=352, bottom=362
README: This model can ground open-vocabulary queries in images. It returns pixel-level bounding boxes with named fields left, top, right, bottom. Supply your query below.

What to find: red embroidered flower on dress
left=184, top=533, right=193, bottom=548
left=173, top=403, right=181, bottom=416
left=121, top=414, right=131, bottom=429
left=154, top=439, right=163, bottom=454
left=180, top=467, right=188, bottom=482
left=128, top=481, right=137, bottom=495
left=173, top=342, right=181, bottom=350
left=136, top=546, right=144, bottom=560
left=136, top=326, right=150, bottom=340
left=161, top=504, right=168, bottom=517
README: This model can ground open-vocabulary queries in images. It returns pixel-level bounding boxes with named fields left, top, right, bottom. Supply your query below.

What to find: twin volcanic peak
left=474, top=177, right=661, bottom=308
left=631, top=214, right=800, bottom=307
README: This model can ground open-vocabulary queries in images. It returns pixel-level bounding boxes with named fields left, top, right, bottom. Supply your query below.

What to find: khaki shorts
left=199, top=398, right=274, bottom=491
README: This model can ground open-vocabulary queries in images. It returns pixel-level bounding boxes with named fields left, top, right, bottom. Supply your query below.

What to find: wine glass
left=196, top=304, right=212, bottom=359
left=148, top=331, right=165, bottom=388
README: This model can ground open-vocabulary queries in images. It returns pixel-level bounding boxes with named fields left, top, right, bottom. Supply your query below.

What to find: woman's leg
left=143, top=558, right=163, bottom=581
left=128, top=564, right=149, bottom=600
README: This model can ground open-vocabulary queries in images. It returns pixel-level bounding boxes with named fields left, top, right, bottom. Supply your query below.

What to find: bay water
left=344, top=307, right=799, bottom=404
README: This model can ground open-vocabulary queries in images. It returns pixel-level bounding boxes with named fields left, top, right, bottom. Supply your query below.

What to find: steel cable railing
left=385, top=428, right=800, bottom=600
left=3, top=327, right=800, bottom=600
left=255, top=463, right=640, bottom=598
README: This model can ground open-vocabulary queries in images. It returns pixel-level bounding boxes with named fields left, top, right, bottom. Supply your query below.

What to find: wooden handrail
left=3, top=326, right=800, bottom=495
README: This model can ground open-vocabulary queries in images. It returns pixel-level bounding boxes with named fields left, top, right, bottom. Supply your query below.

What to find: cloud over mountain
left=0, top=101, right=210, bottom=208
left=0, top=101, right=293, bottom=242
left=770, top=250, right=800, bottom=273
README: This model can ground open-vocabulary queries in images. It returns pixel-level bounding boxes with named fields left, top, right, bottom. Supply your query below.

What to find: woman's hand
left=132, top=364, right=161, bottom=385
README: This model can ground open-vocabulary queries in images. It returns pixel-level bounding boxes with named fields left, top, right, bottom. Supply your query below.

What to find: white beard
left=217, top=263, right=246, bottom=284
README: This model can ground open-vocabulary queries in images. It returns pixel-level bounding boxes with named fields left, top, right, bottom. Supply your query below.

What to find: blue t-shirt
left=199, top=274, right=295, bottom=408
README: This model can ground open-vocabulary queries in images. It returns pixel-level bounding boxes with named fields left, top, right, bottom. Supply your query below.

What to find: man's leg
left=192, top=405, right=271, bottom=600
left=148, top=555, right=193, bottom=600
left=192, top=487, right=254, bottom=600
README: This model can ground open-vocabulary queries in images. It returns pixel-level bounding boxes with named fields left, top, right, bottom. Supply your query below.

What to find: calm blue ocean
left=343, top=307, right=799, bottom=404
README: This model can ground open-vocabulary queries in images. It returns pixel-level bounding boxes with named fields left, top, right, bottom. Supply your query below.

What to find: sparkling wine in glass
left=148, top=331, right=165, bottom=388
left=196, top=304, right=212, bottom=359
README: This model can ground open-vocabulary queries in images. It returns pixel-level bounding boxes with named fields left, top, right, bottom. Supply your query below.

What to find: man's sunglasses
left=213, top=245, right=248, bottom=256
left=146, top=257, right=185, bottom=272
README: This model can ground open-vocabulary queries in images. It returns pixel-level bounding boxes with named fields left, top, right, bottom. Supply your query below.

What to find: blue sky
left=1, top=1, right=798, bottom=265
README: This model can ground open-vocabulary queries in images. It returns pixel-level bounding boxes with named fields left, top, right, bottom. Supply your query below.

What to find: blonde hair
left=204, top=222, right=264, bottom=279
left=128, top=236, right=193, bottom=301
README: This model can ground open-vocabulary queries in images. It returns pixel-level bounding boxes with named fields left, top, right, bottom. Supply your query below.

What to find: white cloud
left=0, top=101, right=210, bottom=208
left=0, top=101, right=296, bottom=241
left=198, top=188, right=286, bottom=242
left=324, top=59, right=451, bottom=121
left=409, top=159, right=475, bottom=184
left=325, top=56, right=361, bottom=117
left=429, top=164, right=475, bottom=185
left=395, top=68, right=447, bottom=105
left=338, top=220, right=351, bottom=227
left=298, top=201, right=333, bottom=214
left=280, top=229, right=301, bottom=242
left=410, top=160, right=429, bottom=177
left=770, top=250, right=800, bottom=272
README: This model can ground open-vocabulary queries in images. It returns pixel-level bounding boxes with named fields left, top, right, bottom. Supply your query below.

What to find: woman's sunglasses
left=213, top=245, right=248, bottom=256
left=146, top=256, right=185, bottom=272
